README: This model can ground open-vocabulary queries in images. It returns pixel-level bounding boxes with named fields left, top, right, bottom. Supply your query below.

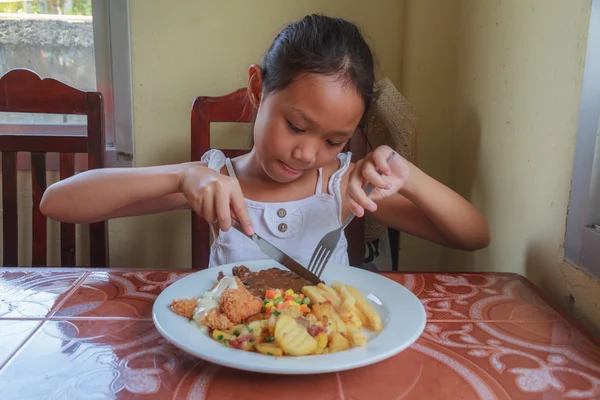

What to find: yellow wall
left=448, top=0, right=600, bottom=333
left=397, top=0, right=460, bottom=270
left=397, top=0, right=600, bottom=334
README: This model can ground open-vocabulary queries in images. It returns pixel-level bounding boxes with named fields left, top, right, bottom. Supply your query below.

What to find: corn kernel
left=264, top=301, right=274, bottom=309
left=274, top=290, right=282, bottom=299
left=284, top=289, right=294, bottom=297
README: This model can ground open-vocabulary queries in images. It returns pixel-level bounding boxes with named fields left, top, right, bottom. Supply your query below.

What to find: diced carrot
left=265, top=289, right=276, bottom=299
left=284, top=295, right=294, bottom=302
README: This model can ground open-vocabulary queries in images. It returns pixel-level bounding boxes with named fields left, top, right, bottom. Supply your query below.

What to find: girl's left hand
left=347, top=145, right=412, bottom=217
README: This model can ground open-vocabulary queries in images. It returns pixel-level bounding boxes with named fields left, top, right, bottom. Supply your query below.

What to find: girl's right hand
left=179, top=163, right=254, bottom=235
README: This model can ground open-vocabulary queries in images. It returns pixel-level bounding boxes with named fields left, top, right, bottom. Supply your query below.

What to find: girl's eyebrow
left=289, top=106, right=354, bottom=136
left=290, top=107, right=316, bottom=126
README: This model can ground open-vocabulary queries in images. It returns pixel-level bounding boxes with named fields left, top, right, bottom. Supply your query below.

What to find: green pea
left=303, top=297, right=311, bottom=305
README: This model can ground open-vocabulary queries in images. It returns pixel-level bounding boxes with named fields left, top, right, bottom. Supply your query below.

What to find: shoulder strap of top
left=314, top=168, right=323, bottom=195
left=200, top=149, right=227, bottom=173
left=327, top=152, right=353, bottom=195
left=225, top=158, right=237, bottom=178
left=327, top=152, right=352, bottom=223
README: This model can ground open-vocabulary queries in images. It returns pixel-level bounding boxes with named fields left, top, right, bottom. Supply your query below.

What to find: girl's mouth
left=278, top=161, right=302, bottom=176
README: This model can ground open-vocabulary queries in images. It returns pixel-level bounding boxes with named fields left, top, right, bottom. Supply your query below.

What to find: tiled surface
left=0, top=320, right=41, bottom=367
left=382, top=272, right=566, bottom=322
left=0, top=269, right=86, bottom=318
left=0, top=267, right=599, bottom=399
left=54, top=270, right=192, bottom=319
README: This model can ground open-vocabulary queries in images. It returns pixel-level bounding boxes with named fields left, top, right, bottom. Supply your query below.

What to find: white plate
left=152, top=260, right=427, bottom=375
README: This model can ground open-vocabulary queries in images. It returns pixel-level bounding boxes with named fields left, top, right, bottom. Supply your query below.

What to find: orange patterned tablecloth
left=1, top=267, right=599, bottom=399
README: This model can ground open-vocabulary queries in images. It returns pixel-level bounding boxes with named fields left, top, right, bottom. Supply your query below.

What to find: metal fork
left=307, top=151, right=396, bottom=277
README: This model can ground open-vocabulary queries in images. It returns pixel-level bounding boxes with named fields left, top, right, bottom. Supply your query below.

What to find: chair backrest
left=0, top=68, right=108, bottom=267
left=190, top=88, right=367, bottom=270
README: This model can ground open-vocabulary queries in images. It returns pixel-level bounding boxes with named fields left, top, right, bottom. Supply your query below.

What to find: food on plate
left=169, top=265, right=383, bottom=357
left=218, top=265, right=313, bottom=297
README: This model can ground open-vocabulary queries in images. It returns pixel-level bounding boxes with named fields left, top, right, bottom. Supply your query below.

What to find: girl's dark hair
left=261, top=14, right=375, bottom=128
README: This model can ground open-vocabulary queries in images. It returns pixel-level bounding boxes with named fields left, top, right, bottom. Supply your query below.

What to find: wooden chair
left=0, top=68, right=108, bottom=267
left=190, top=88, right=367, bottom=270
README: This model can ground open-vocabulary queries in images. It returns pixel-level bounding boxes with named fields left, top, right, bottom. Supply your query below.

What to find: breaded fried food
left=169, top=298, right=197, bottom=319
left=202, top=308, right=235, bottom=331
left=220, top=287, right=263, bottom=323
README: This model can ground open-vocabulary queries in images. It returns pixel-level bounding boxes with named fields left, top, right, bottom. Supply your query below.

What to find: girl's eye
left=286, top=120, right=304, bottom=133
left=326, top=140, right=344, bottom=147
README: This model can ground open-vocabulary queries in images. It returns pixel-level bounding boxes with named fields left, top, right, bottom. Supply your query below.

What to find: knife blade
left=230, top=220, right=322, bottom=284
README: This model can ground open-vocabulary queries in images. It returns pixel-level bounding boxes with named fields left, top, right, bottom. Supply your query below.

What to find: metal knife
left=230, top=219, right=322, bottom=284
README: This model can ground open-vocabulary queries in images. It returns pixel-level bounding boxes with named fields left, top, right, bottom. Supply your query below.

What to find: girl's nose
left=291, top=140, right=318, bottom=164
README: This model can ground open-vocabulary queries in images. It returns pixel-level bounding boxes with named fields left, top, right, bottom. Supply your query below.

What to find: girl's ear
left=247, top=64, right=263, bottom=108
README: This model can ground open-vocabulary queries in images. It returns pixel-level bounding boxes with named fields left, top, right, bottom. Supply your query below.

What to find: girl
left=40, top=15, right=490, bottom=268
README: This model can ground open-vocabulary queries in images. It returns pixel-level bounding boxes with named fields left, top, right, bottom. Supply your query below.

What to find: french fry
left=329, top=306, right=347, bottom=335
left=333, top=281, right=367, bottom=328
left=302, top=286, right=327, bottom=304
left=313, top=332, right=328, bottom=355
left=347, top=286, right=382, bottom=332
left=317, top=283, right=342, bottom=306
left=340, top=300, right=362, bottom=328
left=212, top=329, right=235, bottom=342
left=352, top=305, right=369, bottom=327
left=268, top=314, right=277, bottom=336
left=230, top=324, right=247, bottom=335
left=255, top=342, right=283, bottom=357
left=275, top=315, right=317, bottom=356
left=328, top=332, right=351, bottom=353
left=312, top=302, right=338, bottom=334
left=338, top=286, right=355, bottom=306
left=345, top=324, right=367, bottom=347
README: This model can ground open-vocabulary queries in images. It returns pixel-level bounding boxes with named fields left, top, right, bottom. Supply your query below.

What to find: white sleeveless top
left=201, top=149, right=352, bottom=268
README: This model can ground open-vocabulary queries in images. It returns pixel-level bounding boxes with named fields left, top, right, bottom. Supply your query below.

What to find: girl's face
left=249, top=70, right=364, bottom=183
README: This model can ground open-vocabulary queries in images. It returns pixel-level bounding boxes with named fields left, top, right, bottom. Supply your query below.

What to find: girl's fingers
left=189, top=195, right=204, bottom=220
left=231, top=185, right=254, bottom=235
left=347, top=176, right=377, bottom=212
left=372, top=148, right=393, bottom=176
left=347, top=196, right=365, bottom=217
left=215, top=188, right=232, bottom=232
left=201, top=191, right=216, bottom=226
left=361, top=161, right=390, bottom=190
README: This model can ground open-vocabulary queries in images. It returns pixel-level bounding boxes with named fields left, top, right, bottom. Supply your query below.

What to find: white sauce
left=192, top=276, right=238, bottom=327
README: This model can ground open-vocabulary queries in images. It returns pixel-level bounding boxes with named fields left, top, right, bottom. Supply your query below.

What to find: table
left=1, top=267, right=599, bottom=399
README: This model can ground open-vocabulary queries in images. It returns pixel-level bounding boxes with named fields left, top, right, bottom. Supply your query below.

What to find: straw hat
left=364, top=77, right=419, bottom=243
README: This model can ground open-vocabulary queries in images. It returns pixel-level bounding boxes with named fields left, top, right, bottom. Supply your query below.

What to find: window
left=565, top=0, right=600, bottom=277
left=0, top=0, right=133, bottom=168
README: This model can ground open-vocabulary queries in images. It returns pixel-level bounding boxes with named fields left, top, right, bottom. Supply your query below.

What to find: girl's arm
left=40, top=162, right=255, bottom=234
left=370, top=165, right=489, bottom=250
left=346, top=146, right=490, bottom=251
left=40, top=164, right=189, bottom=223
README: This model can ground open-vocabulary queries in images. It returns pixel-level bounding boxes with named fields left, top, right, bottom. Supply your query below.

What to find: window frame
left=564, top=0, right=600, bottom=277
left=0, top=0, right=134, bottom=170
